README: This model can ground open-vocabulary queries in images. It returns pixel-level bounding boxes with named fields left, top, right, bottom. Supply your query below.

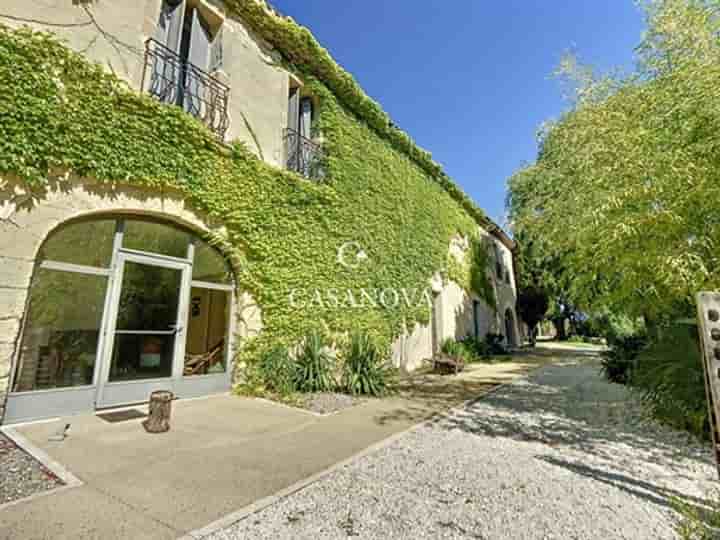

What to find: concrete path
left=0, top=354, right=550, bottom=540
left=205, top=355, right=716, bottom=540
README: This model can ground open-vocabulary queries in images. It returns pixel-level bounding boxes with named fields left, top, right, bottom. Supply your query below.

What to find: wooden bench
left=425, top=353, right=465, bottom=375
left=184, top=340, right=225, bottom=376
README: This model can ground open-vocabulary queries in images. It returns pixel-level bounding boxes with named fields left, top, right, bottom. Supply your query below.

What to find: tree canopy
left=508, top=0, right=720, bottom=321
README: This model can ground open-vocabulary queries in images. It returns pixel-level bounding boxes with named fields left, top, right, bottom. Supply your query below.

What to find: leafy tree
left=516, top=286, right=549, bottom=346
left=508, top=0, right=720, bottom=322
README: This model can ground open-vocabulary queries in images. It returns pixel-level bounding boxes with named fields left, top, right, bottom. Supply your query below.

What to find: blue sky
left=271, top=1, right=646, bottom=227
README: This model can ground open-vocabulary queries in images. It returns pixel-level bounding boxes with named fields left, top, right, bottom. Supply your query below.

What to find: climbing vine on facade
left=0, top=26, right=495, bottom=365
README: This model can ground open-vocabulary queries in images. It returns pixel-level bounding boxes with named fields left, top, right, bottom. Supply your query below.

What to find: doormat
left=96, top=409, right=147, bottom=423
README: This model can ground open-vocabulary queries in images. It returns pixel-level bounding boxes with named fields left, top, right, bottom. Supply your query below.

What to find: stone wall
left=390, top=229, right=519, bottom=372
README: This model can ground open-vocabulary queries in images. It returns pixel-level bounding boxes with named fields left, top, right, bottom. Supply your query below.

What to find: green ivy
left=0, top=26, right=494, bottom=366
left=227, top=1, right=498, bottom=233
left=446, top=237, right=496, bottom=309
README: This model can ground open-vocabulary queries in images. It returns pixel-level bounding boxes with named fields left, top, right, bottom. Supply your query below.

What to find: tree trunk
left=643, top=313, right=661, bottom=342
left=143, top=390, right=173, bottom=433
left=528, top=324, right=538, bottom=347
left=552, top=317, right=568, bottom=341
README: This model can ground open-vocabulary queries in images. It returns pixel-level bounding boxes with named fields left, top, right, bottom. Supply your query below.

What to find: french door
left=4, top=215, right=238, bottom=424
left=96, top=252, right=191, bottom=408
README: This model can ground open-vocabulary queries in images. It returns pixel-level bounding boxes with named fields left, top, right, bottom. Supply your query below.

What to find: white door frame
left=95, top=250, right=191, bottom=408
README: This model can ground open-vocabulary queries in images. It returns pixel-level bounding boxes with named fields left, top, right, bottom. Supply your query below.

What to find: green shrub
left=460, top=336, right=488, bottom=358
left=258, top=346, right=297, bottom=396
left=441, top=338, right=472, bottom=360
left=235, top=345, right=296, bottom=398
left=484, top=333, right=508, bottom=356
left=602, top=313, right=646, bottom=346
left=341, top=331, right=395, bottom=396
left=293, top=331, right=336, bottom=392
left=234, top=361, right=266, bottom=397
left=632, top=324, right=708, bottom=439
left=441, top=334, right=508, bottom=362
left=600, top=334, right=647, bottom=384
left=672, top=492, right=720, bottom=540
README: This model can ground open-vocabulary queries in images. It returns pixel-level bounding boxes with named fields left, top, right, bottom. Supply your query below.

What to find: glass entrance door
left=96, top=252, right=190, bottom=408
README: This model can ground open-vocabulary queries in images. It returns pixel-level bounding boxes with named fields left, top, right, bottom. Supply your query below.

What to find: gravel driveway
left=206, top=357, right=717, bottom=540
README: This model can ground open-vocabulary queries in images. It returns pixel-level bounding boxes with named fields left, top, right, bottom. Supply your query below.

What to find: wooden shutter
left=152, top=0, right=185, bottom=103
left=208, top=27, right=224, bottom=72
left=184, top=9, right=212, bottom=115
left=287, top=87, right=300, bottom=133
left=157, top=0, right=185, bottom=53
left=299, top=97, right=313, bottom=138
left=187, top=9, right=211, bottom=70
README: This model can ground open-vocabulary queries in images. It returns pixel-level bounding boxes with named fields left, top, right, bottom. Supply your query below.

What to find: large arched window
left=12, top=216, right=233, bottom=398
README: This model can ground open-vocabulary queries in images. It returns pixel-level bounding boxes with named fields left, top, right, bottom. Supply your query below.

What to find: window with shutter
left=285, top=88, right=323, bottom=178
left=183, top=8, right=212, bottom=115
left=287, top=87, right=300, bottom=134
left=494, top=243, right=504, bottom=281
left=209, top=27, right=223, bottom=72
left=145, top=1, right=229, bottom=138
left=151, top=0, right=186, bottom=104
left=163, top=0, right=186, bottom=54
left=299, top=97, right=313, bottom=138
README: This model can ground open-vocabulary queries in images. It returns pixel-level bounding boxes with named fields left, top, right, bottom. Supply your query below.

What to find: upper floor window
left=142, top=0, right=229, bottom=139
left=285, top=84, right=324, bottom=180
left=493, top=243, right=504, bottom=282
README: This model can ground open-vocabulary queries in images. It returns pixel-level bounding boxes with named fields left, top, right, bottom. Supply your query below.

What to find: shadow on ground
left=422, top=349, right=716, bottom=516
left=372, top=346, right=580, bottom=427
left=434, top=360, right=710, bottom=466
left=536, top=454, right=713, bottom=510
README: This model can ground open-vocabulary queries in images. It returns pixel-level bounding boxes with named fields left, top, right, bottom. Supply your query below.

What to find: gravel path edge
left=0, top=426, right=83, bottom=512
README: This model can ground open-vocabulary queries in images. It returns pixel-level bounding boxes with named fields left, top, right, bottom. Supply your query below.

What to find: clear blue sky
left=270, top=1, right=645, bottom=227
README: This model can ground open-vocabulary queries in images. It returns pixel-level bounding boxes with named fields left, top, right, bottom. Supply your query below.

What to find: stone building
left=0, top=0, right=518, bottom=424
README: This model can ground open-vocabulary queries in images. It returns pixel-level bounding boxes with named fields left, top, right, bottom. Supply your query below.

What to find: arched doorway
left=504, top=308, right=516, bottom=348
left=5, top=215, right=236, bottom=423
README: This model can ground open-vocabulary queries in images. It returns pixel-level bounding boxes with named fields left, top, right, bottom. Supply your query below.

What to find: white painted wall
left=391, top=228, right=519, bottom=372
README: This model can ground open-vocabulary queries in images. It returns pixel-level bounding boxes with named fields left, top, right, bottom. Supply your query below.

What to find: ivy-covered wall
left=0, top=24, right=506, bottom=370
left=228, top=0, right=499, bottom=233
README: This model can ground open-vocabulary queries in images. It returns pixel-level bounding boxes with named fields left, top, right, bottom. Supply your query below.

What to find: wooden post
left=142, top=390, right=173, bottom=434
left=696, top=292, right=720, bottom=478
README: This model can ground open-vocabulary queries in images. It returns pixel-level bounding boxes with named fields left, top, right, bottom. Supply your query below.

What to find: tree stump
left=142, top=390, right=173, bottom=433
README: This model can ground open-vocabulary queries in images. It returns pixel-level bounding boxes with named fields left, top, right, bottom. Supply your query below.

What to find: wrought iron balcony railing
left=141, top=38, right=230, bottom=140
left=284, top=128, right=325, bottom=180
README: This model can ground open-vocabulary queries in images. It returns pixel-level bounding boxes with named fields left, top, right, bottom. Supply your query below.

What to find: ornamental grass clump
left=341, top=331, right=394, bottom=397
left=632, top=324, right=707, bottom=439
left=441, top=338, right=474, bottom=362
left=258, top=345, right=297, bottom=396
left=235, top=345, right=296, bottom=398
left=441, top=334, right=508, bottom=362
left=293, top=331, right=336, bottom=392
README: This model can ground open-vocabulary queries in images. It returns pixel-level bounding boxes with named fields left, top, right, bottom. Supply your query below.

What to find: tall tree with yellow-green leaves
left=508, top=0, right=720, bottom=325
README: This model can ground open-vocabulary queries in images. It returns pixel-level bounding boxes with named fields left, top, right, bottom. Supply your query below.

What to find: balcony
left=284, top=128, right=325, bottom=180
left=141, top=38, right=230, bottom=140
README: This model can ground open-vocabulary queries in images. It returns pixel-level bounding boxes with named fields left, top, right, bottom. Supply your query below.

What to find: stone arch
left=0, top=178, right=261, bottom=423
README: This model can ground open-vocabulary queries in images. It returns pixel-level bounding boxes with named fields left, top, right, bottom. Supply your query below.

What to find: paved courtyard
left=0, top=354, right=546, bottom=540
left=205, top=358, right=716, bottom=540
